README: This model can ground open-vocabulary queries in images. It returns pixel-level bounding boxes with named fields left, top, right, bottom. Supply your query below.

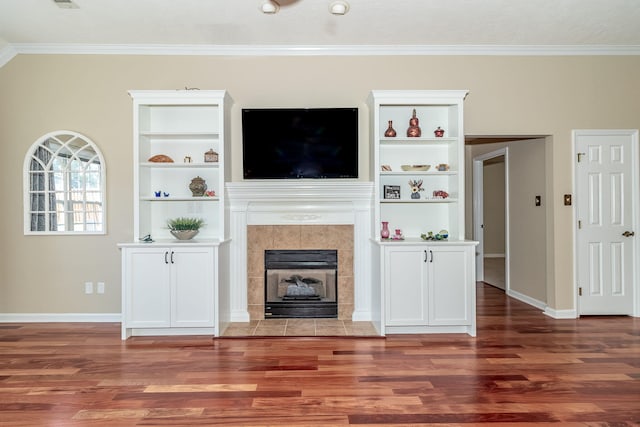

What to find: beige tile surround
left=247, top=224, right=354, bottom=321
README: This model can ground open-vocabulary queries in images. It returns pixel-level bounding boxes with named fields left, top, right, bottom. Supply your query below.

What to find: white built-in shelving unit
left=119, top=90, right=232, bottom=339
left=368, top=90, right=477, bottom=336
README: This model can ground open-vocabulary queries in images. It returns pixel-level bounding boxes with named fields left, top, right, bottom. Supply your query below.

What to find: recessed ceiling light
left=261, top=0, right=280, bottom=14
left=329, top=1, right=349, bottom=15
left=52, top=0, right=79, bottom=9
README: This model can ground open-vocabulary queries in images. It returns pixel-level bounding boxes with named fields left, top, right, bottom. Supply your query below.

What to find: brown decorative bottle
left=406, top=109, right=421, bottom=137
left=384, top=120, right=397, bottom=137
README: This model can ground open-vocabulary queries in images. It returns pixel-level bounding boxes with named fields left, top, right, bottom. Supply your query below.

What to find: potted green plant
left=167, top=217, right=204, bottom=240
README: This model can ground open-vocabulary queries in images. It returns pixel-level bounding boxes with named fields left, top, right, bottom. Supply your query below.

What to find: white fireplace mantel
left=226, top=181, right=374, bottom=322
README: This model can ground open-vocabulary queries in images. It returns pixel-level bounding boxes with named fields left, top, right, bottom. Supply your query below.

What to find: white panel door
left=125, top=248, right=171, bottom=327
left=428, top=245, right=472, bottom=326
left=384, top=246, right=428, bottom=326
left=575, top=130, right=637, bottom=315
left=171, top=246, right=215, bottom=327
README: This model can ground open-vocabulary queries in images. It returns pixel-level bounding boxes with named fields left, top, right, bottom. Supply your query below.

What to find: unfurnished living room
left=1, top=0, right=639, bottom=425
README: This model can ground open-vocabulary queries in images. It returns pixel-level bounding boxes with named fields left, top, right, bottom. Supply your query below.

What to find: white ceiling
left=2, top=0, right=640, bottom=51
left=1, top=0, right=640, bottom=61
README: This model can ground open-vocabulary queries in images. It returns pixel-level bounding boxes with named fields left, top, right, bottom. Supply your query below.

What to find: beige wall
left=1, top=54, right=639, bottom=314
left=508, top=139, right=547, bottom=302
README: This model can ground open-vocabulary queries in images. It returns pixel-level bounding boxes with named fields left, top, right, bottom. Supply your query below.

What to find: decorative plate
left=401, top=164, right=430, bottom=171
left=148, top=154, right=174, bottom=163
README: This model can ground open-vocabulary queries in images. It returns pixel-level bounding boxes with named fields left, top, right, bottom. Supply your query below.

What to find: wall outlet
left=97, top=282, right=105, bottom=294
left=84, top=282, right=93, bottom=294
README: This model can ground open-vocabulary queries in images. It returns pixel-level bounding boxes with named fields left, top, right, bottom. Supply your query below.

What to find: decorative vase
left=406, top=109, right=422, bottom=137
left=434, top=126, right=445, bottom=137
left=189, top=176, right=207, bottom=197
left=170, top=229, right=199, bottom=240
left=381, top=221, right=390, bottom=239
left=411, top=192, right=421, bottom=199
left=384, top=120, right=397, bottom=137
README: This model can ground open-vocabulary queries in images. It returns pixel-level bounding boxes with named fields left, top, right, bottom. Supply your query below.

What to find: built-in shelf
left=139, top=132, right=220, bottom=139
left=139, top=162, right=220, bottom=168
left=141, top=197, right=220, bottom=202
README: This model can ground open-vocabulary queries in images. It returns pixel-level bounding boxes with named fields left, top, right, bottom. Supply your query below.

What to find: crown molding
left=0, top=44, right=17, bottom=68
left=7, top=43, right=640, bottom=58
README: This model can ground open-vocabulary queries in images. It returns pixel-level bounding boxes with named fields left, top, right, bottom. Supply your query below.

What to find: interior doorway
left=473, top=148, right=509, bottom=292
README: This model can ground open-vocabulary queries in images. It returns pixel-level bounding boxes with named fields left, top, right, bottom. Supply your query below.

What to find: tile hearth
left=222, top=319, right=378, bottom=337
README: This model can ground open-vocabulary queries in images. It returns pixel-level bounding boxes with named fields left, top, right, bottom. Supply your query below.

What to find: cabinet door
left=384, top=245, right=428, bottom=326
left=428, top=245, right=472, bottom=326
left=124, top=248, right=171, bottom=328
left=170, top=246, right=215, bottom=327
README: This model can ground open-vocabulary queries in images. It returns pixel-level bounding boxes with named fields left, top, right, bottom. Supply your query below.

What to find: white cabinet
left=382, top=242, right=476, bottom=336
left=120, top=243, right=218, bottom=339
left=384, top=245, right=428, bottom=326
left=369, top=90, right=477, bottom=336
left=119, top=90, right=232, bottom=339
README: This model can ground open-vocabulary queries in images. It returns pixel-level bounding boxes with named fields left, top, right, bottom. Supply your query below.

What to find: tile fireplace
left=226, top=181, right=374, bottom=324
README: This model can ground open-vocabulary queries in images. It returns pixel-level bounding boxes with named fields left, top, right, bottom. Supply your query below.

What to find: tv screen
left=242, top=108, right=358, bottom=179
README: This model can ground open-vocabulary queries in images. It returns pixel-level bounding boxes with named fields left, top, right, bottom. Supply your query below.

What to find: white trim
left=473, top=147, right=509, bottom=290
left=507, top=289, right=546, bottom=311
left=0, top=44, right=17, bottom=68
left=226, top=181, right=374, bottom=322
left=8, top=43, right=640, bottom=57
left=543, top=307, right=578, bottom=319
left=128, top=327, right=215, bottom=337
left=0, top=313, right=121, bottom=323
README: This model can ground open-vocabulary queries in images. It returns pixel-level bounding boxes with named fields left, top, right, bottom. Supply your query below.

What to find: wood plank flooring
left=1, top=283, right=639, bottom=426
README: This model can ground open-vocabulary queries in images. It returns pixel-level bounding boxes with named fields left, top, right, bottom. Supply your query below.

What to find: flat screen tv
left=242, top=108, right=358, bottom=179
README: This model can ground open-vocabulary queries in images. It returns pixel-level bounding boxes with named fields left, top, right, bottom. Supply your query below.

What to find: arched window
left=24, top=131, right=106, bottom=234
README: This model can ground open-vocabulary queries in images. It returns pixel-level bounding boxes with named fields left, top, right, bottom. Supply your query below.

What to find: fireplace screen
left=265, top=249, right=338, bottom=318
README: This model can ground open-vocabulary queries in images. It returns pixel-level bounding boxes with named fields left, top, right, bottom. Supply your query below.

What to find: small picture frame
left=384, top=185, right=401, bottom=199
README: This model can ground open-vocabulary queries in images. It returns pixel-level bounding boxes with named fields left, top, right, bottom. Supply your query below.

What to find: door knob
left=622, top=231, right=635, bottom=237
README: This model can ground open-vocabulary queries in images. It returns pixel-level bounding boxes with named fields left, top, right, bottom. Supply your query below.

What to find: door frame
left=472, top=147, right=510, bottom=292
left=572, top=129, right=640, bottom=317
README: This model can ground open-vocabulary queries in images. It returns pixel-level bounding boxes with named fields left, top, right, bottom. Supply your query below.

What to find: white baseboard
left=543, top=307, right=578, bottom=319
left=484, top=253, right=505, bottom=258
left=506, top=289, right=546, bottom=310
left=0, top=313, right=122, bottom=323
left=229, top=310, right=251, bottom=323
left=351, top=310, right=373, bottom=322
left=505, top=290, right=578, bottom=319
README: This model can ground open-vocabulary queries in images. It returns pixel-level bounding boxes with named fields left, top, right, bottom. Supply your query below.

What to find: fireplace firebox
left=264, top=249, right=338, bottom=318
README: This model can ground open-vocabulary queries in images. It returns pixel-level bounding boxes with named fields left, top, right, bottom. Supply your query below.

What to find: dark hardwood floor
left=1, top=283, right=639, bottom=426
